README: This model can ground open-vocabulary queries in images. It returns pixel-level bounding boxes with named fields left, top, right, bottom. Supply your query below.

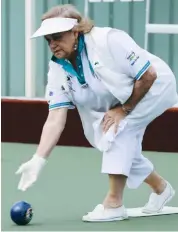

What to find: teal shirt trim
left=135, top=61, right=151, bottom=80
left=49, top=102, right=74, bottom=110
left=51, top=34, right=94, bottom=86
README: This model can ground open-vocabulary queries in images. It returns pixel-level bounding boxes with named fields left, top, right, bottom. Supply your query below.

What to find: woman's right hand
left=15, top=155, right=46, bottom=191
left=15, top=108, right=68, bottom=191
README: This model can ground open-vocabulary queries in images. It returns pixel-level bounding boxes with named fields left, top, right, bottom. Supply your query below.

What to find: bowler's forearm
left=123, top=67, right=157, bottom=113
left=36, top=108, right=68, bottom=158
left=36, top=121, right=64, bottom=158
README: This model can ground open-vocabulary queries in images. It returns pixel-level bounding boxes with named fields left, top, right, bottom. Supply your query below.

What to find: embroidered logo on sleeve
left=127, top=51, right=139, bottom=66
left=49, top=91, right=53, bottom=96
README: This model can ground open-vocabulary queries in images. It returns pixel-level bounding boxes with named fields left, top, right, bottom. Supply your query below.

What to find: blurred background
left=1, top=0, right=178, bottom=98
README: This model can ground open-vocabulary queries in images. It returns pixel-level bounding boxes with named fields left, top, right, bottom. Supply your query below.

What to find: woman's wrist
left=121, top=105, right=133, bottom=115
left=33, top=153, right=47, bottom=161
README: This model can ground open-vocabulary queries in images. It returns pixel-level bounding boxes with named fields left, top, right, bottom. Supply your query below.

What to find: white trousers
left=101, top=126, right=154, bottom=189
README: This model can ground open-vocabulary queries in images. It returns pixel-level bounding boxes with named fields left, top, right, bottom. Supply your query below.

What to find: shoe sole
left=142, top=187, right=175, bottom=214
left=82, top=215, right=128, bottom=222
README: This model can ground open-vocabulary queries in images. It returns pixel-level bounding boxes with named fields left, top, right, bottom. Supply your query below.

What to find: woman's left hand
left=102, top=106, right=127, bottom=134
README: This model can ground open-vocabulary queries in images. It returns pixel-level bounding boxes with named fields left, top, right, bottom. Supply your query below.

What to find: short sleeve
left=108, top=30, right=151, bottom=80
left=45, top=61, right=75, bottom=111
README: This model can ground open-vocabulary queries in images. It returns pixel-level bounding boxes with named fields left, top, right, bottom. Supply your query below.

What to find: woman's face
left=45, top=31, right=78, bottom=59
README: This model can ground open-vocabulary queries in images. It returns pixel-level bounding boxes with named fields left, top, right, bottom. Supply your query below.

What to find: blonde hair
left=42, top=4, right=94, bottom=34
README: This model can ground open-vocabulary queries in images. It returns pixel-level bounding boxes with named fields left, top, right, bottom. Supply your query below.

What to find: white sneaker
left=82, top=204, right=128, bottom=222
left=142, top=182, right=175, bottom=214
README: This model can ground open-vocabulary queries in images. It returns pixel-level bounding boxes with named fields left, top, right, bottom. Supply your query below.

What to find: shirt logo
left=127, top=51, right=139, bottom=66
left=67, top=75, right=72, bottom=81
left=66, top=76, right=76, bottom=92
left=69, top=86, right=76, bottom=92
left=49, top=91, right=53, bottom=96
left=94, top=61, right=99, bottom=66
left=61, top=86, right=65, bottom=91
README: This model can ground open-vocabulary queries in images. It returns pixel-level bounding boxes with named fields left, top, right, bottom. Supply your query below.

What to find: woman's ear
left=74, top=31, right=79, bottom=39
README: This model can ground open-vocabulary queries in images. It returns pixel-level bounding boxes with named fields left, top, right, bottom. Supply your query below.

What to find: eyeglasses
left=44, top=32, right=64, bottom=42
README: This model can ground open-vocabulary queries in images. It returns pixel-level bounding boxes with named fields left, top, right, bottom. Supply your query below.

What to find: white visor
left=31, top=17, right=78, bottom=38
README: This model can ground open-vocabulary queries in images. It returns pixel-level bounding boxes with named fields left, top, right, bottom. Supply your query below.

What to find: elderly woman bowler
left=16, top=5, right=178, bottom=222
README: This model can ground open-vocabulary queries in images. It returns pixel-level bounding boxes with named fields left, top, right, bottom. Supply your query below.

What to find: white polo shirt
left=45, top=30, right=155, bottom=112
left=46, top=30, right=177, bottom=118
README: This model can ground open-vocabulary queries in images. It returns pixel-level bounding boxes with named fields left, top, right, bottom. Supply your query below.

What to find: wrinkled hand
left=15, top=155, right=46, bottom=191
left=102, top=106, right=127, bottom=133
